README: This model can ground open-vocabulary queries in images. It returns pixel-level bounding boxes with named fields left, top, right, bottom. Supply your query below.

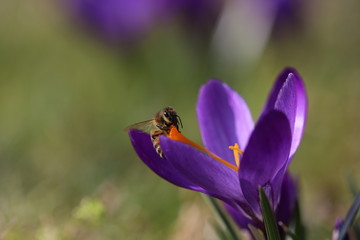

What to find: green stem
left=203, top=195, right=240, bottom=240
left=259, top=187, right=281, bottom=240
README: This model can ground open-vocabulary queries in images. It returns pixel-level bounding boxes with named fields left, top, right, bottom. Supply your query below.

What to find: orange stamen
left=167, top=127, right=239, bottom=172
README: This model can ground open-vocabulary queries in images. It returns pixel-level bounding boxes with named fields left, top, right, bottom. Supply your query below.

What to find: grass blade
left=338, top=191, right=360, bottom=240
left=248, top=224, right=266, bottom=240
left=293, top=200, right=306, bottom=239
left=203, top=195, right=241, bottom=240
left=259, top=186, right=281, bottom=240
left=211, top=220, right=231, bottom=240
left=346, top=174, right=358, bottom=198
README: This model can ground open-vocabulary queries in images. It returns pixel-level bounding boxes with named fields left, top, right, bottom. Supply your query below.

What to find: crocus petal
left=160, top=135, right=244, bottom=203
left=239, top=110, right=292, bottom=215
left=261, top=68, right=307, bottom=158
left=267, top=162, right=288, bottom=213
left=276, top=172, right=297, bottom=225
left=197, top=79, right=254, bottom=164
left=129, top=130, right=205, bottom=192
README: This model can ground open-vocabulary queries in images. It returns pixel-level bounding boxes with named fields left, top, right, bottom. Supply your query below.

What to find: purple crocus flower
left=129, top=67, right=307, bottom=231
left=64, top=0, right=222, bottom=46
left=225, top=172, right=298, bottom=234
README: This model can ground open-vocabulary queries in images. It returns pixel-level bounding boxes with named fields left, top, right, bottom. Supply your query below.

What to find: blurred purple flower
left=213, top=0, right=305, bottom=67
left=272, top=0, right=305, bottom=37
left=332, top=218, right=350, bottom=240
left=129, top=68, right=307, bottom=230
left=64, top=0, right=222, bottom=46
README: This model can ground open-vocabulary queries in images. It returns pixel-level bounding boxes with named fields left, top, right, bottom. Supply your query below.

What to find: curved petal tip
left=197, top=79, right=254, bottom=163
left=261, top=68, right=308, bottom=158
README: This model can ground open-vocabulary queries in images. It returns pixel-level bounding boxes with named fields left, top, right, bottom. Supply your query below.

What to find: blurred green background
left=0, top=0, right=359, bottom=239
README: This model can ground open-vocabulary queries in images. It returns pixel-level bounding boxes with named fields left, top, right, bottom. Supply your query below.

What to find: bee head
left=162, top=107, right=182, bottom=129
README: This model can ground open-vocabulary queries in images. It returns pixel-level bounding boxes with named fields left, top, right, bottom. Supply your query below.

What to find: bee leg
left=151, top=129, right=162, bottom=139
left=156, top=124, right=169, bottom=130
left=158, top=150, right=166, bottom=159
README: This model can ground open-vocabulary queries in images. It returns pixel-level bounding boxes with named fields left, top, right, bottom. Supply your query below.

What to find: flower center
left=167, top=127, right=240, bottom=172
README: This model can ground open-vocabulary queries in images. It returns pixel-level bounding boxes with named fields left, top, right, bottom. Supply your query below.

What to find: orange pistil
left=167, top=127, right=239, bottom=172
left=228, top=143, right=243, bottom=168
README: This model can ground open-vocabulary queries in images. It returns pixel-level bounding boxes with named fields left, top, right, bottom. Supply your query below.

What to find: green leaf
left=203, top=195, right=241, bottom=240
left=248, top=224, right=266, bottom=240
left=293, top=200, right=306, bottom=239
left=278, top=221, right=299, bottom=240
left=346, top=173, right=358, bottom=198
left=338, top=191, right=360, bottom=240
left=353, top=221, right=360, bottom=239
left=211, top=220, right=231, bottom=240
left=259, top=186, right=281, bottom=240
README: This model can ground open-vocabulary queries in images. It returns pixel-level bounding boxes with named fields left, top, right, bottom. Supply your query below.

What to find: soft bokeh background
left=0, top=0, right=359, bottom=239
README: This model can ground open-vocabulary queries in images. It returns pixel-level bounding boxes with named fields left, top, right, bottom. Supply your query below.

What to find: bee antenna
left=177, top=115, right=183, bottom=128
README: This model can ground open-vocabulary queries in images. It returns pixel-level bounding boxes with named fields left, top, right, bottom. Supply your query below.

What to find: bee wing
left=124, top=119, right=156, bottom=133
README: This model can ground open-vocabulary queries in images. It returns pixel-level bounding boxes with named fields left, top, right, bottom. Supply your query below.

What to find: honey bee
left=126, top=107, right=183, bottom=158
